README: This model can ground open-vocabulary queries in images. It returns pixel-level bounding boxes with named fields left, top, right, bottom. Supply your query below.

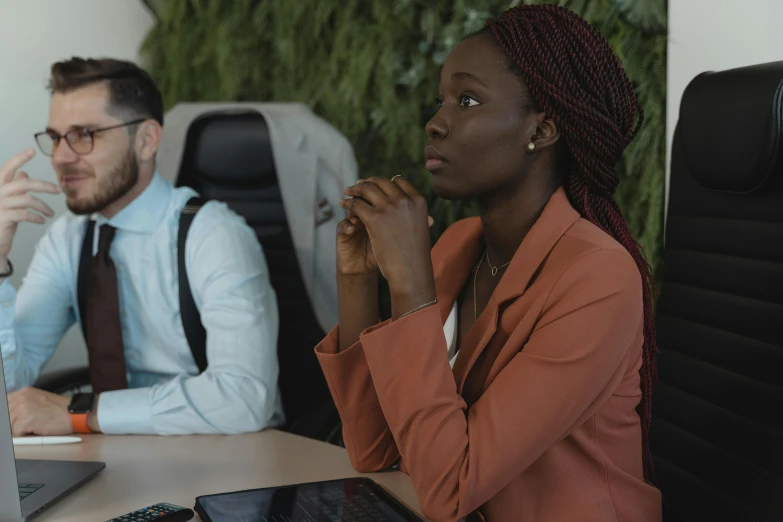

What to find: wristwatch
left=68, top=393, right=96, bottom=434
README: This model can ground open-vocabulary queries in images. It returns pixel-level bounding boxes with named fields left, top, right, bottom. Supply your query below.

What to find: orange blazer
left=315, top=187, right=662, bottom=522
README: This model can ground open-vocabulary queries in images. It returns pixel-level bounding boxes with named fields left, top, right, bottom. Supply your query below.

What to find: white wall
left=666, top=0, right=783, bottom=206
left=0, top=1, right=155, bottom=374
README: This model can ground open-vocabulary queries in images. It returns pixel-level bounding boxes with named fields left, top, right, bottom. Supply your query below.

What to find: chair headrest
left=182, top=111, right=276, bottom=186
left=679, top=60, right=783, bottom=193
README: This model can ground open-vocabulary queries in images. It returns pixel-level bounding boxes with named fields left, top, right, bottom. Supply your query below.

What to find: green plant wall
left=140, top=0, right=666, bottom=277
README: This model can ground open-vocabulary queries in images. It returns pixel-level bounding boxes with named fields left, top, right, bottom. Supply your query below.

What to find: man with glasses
left=0, top=58, right=284, bottom=436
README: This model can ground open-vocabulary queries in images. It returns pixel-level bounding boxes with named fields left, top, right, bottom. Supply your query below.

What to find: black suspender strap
left=178, top=197, right=207, bottom=373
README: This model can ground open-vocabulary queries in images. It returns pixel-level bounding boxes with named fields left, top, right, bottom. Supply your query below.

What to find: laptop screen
left=0, top=353, right=24, bottom=519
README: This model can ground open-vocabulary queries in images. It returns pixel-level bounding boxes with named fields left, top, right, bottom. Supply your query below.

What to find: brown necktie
left=85, top=224, right=128, bottom=393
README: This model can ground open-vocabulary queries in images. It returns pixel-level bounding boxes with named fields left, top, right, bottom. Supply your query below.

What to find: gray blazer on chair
left=157, top=102, right=359, bottom=332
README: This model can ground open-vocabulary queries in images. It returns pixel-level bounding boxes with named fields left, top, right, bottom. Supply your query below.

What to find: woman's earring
left=527, top=142, right=536, bottom=152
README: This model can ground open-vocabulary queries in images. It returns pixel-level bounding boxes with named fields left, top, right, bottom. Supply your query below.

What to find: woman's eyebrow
left=451, top=71, right=489, bottom=88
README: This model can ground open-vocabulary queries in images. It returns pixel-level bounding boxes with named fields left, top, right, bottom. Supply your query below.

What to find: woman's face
left=425, top=33, right=542, bottom=201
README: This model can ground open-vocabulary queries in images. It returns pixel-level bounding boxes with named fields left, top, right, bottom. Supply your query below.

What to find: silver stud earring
left=527, top=142, right=536, bottom=152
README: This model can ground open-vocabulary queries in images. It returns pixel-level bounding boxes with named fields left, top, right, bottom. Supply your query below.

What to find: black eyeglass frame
left=33, top=118, right=147, bottom=157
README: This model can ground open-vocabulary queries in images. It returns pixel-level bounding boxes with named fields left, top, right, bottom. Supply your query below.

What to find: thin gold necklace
left=486, top=250, right=511, bottom=276
left=474, top=249, right=511, bottom=321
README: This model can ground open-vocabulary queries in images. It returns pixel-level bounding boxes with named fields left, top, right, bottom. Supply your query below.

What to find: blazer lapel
left=432, top=218, right=484, bottom=324
left=447, top=187, right=581, bottom=399
left=491, top=188, right=580, bottom=305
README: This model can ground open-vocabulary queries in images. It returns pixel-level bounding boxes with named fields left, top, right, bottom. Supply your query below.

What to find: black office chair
left=175, top=110, right=339, bottom=442
left=650, top=61, right=783, bottom=521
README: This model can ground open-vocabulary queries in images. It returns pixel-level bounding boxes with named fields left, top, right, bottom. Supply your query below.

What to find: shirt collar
left=94, top=171, right=172, bottom=234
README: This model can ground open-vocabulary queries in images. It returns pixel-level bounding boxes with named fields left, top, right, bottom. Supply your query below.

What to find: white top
left=444, top=301, right=459, bottom=368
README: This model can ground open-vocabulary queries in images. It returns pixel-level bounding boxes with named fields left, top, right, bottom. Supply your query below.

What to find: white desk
left=13, top=430, right=423, bottom=521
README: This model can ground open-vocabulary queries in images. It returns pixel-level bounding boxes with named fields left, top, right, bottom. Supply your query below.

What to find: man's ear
left=136, top=120, right=162, bottom=162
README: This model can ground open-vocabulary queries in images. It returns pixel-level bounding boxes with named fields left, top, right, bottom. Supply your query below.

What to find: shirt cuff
left=315, top=324, right=384, bottom=415
left=97, top=387, right=155, bottom=435
left=314, top=319, right=392, bottom=358
left=314, top=325, right=341, bottom=356
left=360, top=303, right=446, bottom=369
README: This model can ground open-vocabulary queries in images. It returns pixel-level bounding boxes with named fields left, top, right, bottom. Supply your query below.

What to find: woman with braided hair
left=316, top=4, right=662, bottom=521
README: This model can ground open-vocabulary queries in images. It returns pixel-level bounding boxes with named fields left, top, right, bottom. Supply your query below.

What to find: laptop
left=0, top=356, right=105, bottom=521
left=195, top=477, right=425, bottom=522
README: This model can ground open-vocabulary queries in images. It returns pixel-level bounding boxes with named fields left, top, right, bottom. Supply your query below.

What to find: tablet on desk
left=194, top=477, right=424, bottom=522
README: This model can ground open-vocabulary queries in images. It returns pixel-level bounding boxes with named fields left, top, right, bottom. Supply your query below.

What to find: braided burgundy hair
left=485, top=5, right=657, bottom=480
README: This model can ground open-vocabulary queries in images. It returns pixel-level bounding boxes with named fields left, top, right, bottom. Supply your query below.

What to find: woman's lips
left=426, top=159, right=446, bottom=171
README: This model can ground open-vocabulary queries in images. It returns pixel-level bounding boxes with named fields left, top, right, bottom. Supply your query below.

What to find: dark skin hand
left=335, top=176, right=435, bottom=351
left=339, top=176, right=436, bottom=317
left=336, top=33, right=565, bottom=352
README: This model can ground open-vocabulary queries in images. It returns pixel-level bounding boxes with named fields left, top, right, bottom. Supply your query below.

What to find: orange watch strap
left=71, top=413, right=92, bottom=434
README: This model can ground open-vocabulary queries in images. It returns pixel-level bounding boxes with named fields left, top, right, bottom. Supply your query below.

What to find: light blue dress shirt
left=0, top=172, right=284, bottom=434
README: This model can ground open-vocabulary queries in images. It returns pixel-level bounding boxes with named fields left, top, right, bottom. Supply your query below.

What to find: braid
left=486, top=5, right=658, bottom=480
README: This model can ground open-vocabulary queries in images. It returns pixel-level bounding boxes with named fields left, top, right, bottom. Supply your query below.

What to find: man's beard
left=65, top=148, right=139, bottom=215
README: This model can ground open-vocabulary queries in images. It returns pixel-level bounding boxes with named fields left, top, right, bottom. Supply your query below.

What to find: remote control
left=106, top=502, right=194, bottom=522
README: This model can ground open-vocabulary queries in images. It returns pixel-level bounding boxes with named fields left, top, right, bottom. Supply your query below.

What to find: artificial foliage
left=140, top=0, right=666, bottom=278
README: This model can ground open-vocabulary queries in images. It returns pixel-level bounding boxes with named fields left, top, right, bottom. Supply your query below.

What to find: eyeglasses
left=33, top=118, right=146, bottom=157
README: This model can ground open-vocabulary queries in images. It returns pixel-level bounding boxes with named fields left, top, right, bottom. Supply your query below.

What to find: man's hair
left=48, top=57, right=164, bottom=125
